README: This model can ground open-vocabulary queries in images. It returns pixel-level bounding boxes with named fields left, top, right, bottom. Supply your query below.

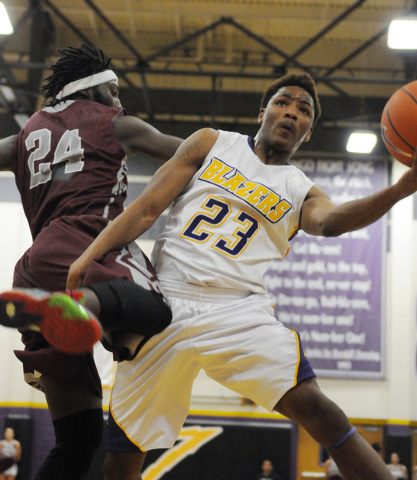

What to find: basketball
left=381, top=80, right=417, bottom=166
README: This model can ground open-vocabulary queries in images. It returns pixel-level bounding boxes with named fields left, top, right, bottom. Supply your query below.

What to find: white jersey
left=0, top=439, right=17, bottom=458
left=387, top=464, right=407, bottom=479
left=152, top=130, right=314, bottom=294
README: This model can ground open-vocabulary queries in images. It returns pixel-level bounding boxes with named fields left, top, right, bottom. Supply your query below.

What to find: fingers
left=66, top=275, right=80, bottom=290
left=409, top=145, right=417, bottom=167
left=66, top=265, right=83, bottom=290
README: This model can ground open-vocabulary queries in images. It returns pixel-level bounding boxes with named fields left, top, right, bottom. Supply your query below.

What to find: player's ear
left=257, top=108, right=265, bottom=125
left=304, top=127, right=313, bottom=142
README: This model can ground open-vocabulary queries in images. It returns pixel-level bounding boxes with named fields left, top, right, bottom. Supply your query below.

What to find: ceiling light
left=346, top=132, right=377, bottom=154
left=0, top=3, right=13, bottom=35
left=388, top=19, right=417, bottom=49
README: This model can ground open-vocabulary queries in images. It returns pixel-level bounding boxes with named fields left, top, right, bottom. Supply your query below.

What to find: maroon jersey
left=10, top=99, right=155, bottom=396
left=11, top=100, right=127, bottom=239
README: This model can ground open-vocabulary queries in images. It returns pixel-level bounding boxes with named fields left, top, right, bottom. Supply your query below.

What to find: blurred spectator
left=325, top=456, right=344, bottom=480
left=256, top=459, right=281, bottom=480
left=386, top=452, right=408, bottom=479
left=0, top=428, right=21, bottom=480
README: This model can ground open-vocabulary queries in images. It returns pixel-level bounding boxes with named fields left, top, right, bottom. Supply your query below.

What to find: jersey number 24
left=26, top=128, right=84, bottom=189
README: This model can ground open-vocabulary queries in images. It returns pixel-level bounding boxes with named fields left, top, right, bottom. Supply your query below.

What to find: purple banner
left=265, top=158, right=388, bottom=379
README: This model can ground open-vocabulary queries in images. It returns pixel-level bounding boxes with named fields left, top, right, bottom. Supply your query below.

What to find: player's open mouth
left=278, top=121, right=295, bottom=134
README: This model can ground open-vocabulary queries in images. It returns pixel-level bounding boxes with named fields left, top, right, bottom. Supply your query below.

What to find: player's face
left=257, top=85, right=314, bottom=152
left=92, top=81, right=122, bottom=108
left=262, top=461, right=273, bottom=474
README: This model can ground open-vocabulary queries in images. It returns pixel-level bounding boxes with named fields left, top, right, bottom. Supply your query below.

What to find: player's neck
left=252, top=138, right=293, bottom=166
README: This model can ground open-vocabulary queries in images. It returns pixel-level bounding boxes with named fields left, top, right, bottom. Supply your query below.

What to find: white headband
left=55, top=70, right=118, bottom=100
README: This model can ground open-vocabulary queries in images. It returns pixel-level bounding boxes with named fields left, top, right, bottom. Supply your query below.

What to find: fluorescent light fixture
left=388, top=19, right=417, bottom=49
left=346, top=132, right=377, bottom=154
left=0, top=3, right=13, bottom=35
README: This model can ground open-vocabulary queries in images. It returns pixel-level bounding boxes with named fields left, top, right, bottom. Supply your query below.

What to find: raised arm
left=301, top=148, right=417, bottom=237
left=67, top=128, right=219, bottom=289
left=0, top=135, right=17, bottom=171
left=113, top=115, right=182, bottom=160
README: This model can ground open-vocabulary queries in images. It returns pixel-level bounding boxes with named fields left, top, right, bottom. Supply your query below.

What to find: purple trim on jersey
left=248, top=136, right=256, bottom=153
left=295, top=330, right=316, bottom=384
left=288, top=228, right=300, bottom=241
left=106, top=410, right=142, bottom=453
left=247, top=136, right=291, bottom=165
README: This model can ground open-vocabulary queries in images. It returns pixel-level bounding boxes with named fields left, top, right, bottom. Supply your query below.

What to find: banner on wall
left=265, top=158, right=388, bottom=379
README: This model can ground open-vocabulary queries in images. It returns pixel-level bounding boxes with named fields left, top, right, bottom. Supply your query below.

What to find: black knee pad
left=35, top=409, right=103, bottom=480
left=86, top=279, right=172, bottom=336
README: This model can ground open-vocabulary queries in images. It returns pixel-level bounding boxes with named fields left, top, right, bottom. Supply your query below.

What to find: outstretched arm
left=67, top=128, right=219, bottom=289
left=300, top=148, right=417, bottom=237
left=0, top=135, right=17, bottom=171
left=113, top=115, right=182, bottom=160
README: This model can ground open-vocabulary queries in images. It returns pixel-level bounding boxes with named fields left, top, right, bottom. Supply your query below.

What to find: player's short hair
left=41, top=44, right=111, bottom=106
left=260, top=73, right=322, bottom=126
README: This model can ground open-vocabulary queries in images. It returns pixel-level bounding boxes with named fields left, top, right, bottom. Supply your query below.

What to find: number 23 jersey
left=152, top=130, right=314, bottom=294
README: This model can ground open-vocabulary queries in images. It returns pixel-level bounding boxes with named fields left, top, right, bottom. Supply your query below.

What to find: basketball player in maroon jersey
left=0, top=45, right=182, bottom=480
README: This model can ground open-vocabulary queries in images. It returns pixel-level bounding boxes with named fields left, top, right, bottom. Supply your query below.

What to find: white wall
left=1, top=165, right=417, bottom=423
left=0, top=173, right=46, bottom=406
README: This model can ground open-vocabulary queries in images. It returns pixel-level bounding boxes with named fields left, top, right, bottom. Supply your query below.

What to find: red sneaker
left=0, top=289, right=102, bottom=354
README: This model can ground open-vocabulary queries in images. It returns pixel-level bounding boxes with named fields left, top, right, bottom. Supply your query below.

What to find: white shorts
left=4, top=463, right=17, bottom=476
left=109, top=280, right=314, bottom=451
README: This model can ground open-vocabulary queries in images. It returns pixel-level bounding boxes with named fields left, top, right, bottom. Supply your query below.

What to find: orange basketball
left=381, top=80, right=417, bottom=167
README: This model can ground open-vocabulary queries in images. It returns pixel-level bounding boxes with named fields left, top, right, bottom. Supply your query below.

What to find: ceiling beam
left=145, top=17, right=230, bottom=63
left=280, top=0, right=367, bottom=69
left=145, top=16, right=350, bottom=96
left=42, top=0, right=93, bottom=46
left=3, top=60, right=409, bottom=86
left=223, top=17, right=349, bottom=96
left=323, top=4, right=417, bottom=78
left=41, top=0, right=154, bottom=120
left=83, top=0, right=153, bottom=119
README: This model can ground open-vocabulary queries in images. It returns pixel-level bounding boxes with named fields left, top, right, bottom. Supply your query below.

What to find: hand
left=395, top=145, right=417, bottom=199
left=66, top=256, right=91, bottom=290
left=411, top=145, right=417, bottom=171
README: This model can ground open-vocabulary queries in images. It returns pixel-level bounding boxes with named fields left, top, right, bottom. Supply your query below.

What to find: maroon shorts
left=13, top=215, right=160, bottom=397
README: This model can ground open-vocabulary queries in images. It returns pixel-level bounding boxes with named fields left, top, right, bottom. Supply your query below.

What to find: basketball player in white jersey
left=67, top=72, right=417, bottom=480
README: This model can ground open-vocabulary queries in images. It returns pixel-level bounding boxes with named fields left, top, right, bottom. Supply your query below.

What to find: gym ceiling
left=1, top=0, right=416, bottom=156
